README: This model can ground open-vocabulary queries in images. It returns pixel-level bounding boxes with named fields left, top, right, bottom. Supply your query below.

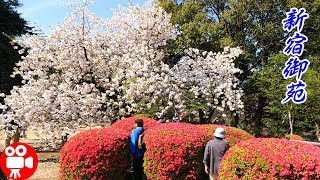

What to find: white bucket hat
left=214, top=127, right=226, bottom=138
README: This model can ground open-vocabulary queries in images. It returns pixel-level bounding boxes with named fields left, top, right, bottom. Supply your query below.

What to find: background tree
left=220, top=0, right=288, bottom=135
left=159, top=0, right=320, bottom=139
left=166, top=47, right=243, bottom=124
left=0, top=1, right=244, bottom=148
left=158, top=0, right=226, bottom=65
left=159, top=0, right=287, bottom=130
left=242, top=0, right=320, bottom=138
left=0, top=0, right=32, bottom=104
left=252, top=53, right=320, bottom=141
left=158, top=0, right=239, bottom=123
left=0, top=1, right=176, bottom=148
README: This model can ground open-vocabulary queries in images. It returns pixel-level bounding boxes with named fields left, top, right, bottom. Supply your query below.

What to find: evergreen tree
left=0, top=0, right=32, bottom=103
left=159, top=0, right=320, bottom=138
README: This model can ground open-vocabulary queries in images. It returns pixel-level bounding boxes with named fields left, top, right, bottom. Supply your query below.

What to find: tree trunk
left=254, top=96, right=266, bottom=136
left=198, top=109, right=206, bottom=124
left=230, top=113, right=239, bottom=127
left=316, top=123, right=320, bottom=142
left=288, top=110, right=294, bottom=135
left=207, top=108, right=215, bottom=123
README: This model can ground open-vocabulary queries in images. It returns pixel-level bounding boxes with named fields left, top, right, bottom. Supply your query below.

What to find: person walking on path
left=203, top=127, right=230, bottom=180
left=20, top=113, right=31, bottom=139
left=4, top=119, right=21, bottom=148
left=20, top=121, right=29, bottom=138
left=130, top=119, right=146, bottom=180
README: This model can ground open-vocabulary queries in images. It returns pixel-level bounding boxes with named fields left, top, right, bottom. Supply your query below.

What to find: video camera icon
left=5, top=145, right=34, bottom=179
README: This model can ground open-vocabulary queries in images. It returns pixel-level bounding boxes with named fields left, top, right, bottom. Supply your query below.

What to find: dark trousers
left=133, top=156, right=144, bottom=180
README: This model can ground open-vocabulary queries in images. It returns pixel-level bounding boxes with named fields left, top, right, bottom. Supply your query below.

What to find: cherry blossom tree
left=0, top=1, right=174, bottom=149
left=166, top=47, right=244, bottom=123
left=0, top=0, right=243, bottom=149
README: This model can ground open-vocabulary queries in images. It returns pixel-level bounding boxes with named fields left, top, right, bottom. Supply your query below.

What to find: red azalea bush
left=144, top=123, right=210, bottom=180
left=0, top=153, right=7, bottom=180
left=60, top=127, right=130, bottom=180
left=200, top=124, right=254, bottom=146
left=110, top=116, right=158, bottom=134
left=220, top=138, right=320, bottom=180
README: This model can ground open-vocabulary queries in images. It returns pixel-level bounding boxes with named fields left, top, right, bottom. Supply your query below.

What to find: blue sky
left=18, top=0, right=148, bottom=35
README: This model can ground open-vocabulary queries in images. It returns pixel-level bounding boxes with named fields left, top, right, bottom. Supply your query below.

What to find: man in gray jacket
left=203, top=127, right=230, bottom=180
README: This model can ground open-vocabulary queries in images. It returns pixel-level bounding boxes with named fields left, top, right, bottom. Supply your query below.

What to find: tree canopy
left=0, top=1, right=244, bottom=147
left=1, top=0, right=319, bottom=142
left=159, top=0, right=320, bottom=140
left=0, top=0, right=32, bottom=103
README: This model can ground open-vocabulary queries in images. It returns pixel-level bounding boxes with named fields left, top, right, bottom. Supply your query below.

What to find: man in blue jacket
left=130, top=119, right=145, bottom=180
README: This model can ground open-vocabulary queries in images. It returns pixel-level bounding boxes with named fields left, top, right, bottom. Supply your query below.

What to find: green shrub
left=134, top=113, right=153, bottom=118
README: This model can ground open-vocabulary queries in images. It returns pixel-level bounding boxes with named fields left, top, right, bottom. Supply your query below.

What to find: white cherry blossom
left=0, top=0, right=243, bottom=149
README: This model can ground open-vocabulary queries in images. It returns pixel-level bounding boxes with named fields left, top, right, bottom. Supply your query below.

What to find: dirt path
left=31, top=152, right=60, bottom=180
left=1, top=125, right=106, bottom=179
left=0, top=130, right=60, bottom=179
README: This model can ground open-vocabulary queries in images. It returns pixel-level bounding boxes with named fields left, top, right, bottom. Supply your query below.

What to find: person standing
left=4, top=119, right=21, bottom=148
left=153, top=111, right=162, bottom=120
left=154, top=111, right=166, bottom=123
left=20, top=121, right=29, bottom=138
left=203, top=127, right=230, bottom=180
left=130, top=119, right=146, bottom=180
left=212, top=115, right=225, bottom=125
left=60, top=132, right=71, bottom=147
left=20, top=113, right=31, bottom=139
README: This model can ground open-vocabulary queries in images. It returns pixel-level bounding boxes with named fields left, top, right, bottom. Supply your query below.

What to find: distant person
left=1, top=106, right=21, bottom=148
left=203, top=127, right=230, bottom=180
left=154, top=111, right=163, bottom=120
left=20, top=121, right=29, bottom=138
left=172, top=115, right=179, bottom=122
left=216, top=118, right=225, bottom=125
left=129, top=119, right=146, bottom=180
left=20, top=113, right=31, bottom=139
left=61, top=132, right=71, bottom=147
left=154, top=111, right=165, bottom=123
left=110, top=113, right=117, bottom=125
left=4, top=120, right=21, bottom=148
left=212, top=115, right=225, bottom=125
left=179, top=112, right=188, bottom=122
